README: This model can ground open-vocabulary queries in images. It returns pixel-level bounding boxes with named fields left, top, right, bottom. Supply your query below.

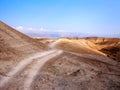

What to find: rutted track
left=24, top=50, right=62, bottom=90
left=0, top=49, right=63, bottom=90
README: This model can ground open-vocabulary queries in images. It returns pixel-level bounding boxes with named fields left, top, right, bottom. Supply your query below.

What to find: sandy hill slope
left=0, top=21, right=47, bottom=74
left=0, top=21, right=47, bottom=61
left=85, top=37, right=120, bottom=61
left=85, top=37, right=120, bottom=49
left=50, top=37, right=120, bottom=61
left=50, top=38, right=106, bottom=56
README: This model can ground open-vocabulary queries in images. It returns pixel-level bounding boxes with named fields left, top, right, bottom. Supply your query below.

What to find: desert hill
left=0, top=21, right=48, bottom=74
left=85, top=37, right=120, bottom=49
left=0, top=21, right=47, bottom=61
left=50, top=38, right=106, bottom=56
left=48, top=37, right=120, bottom=61
left=0, top=21, right=120, bottom=90
left=85, top=37, right=120, bottom=61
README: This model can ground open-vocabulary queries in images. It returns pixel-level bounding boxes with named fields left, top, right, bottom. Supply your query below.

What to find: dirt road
left=0, top=49, right=63, bottom=90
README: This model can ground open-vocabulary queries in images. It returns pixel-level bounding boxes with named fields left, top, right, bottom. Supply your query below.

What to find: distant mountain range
left=25, top=31, right=120, bottom=38
left=26, top=31, right=91, bottom=38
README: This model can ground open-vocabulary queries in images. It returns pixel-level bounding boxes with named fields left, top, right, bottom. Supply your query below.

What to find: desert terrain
left=0, top=21, right=120, bottom=90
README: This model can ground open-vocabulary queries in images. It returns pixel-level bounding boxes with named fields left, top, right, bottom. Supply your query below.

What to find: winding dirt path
left=0, top=49, right=63, bottom=90
left=24, top=50, right=62, bottom=90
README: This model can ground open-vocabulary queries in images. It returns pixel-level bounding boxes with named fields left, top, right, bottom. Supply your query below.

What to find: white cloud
left=15, top=26, right=50, bottom=36
left=16, top=26, right=23, bottom=30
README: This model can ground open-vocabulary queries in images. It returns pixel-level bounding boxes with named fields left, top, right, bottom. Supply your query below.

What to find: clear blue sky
left=0, top=0, right=120, bottom=35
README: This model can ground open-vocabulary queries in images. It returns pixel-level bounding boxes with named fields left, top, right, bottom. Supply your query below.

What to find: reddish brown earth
left=0, top=21, right=120, bottom=90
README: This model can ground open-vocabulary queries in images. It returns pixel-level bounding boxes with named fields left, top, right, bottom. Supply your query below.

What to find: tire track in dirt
left=23, top=50, right=63, bottom=90
left=0, top=50, right=57, bottom=87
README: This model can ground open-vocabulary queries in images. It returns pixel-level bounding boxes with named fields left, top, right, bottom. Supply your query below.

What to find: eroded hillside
left=0, top=21, right=120, bottom=90
left=0, top=21, right=47, bottom=74
left=85, top=37, right=120, bottom=61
